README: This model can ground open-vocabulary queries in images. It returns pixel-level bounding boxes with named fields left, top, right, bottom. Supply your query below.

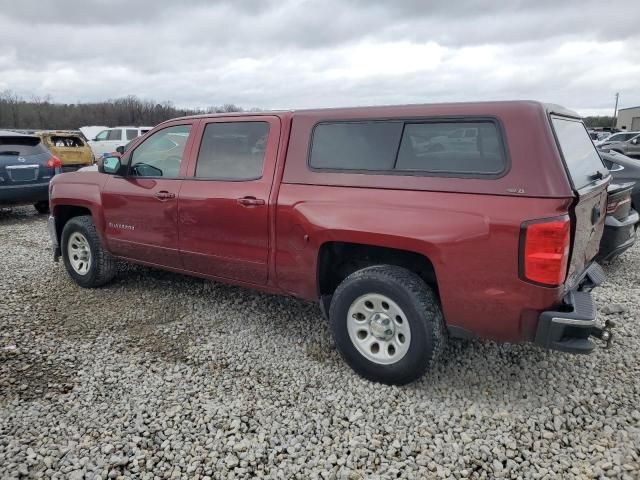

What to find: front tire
left=61, top=215, right=116, bottom=288
left=34, top=201, right=49, bottom=214
left=329, top=265, right=446, bottom=385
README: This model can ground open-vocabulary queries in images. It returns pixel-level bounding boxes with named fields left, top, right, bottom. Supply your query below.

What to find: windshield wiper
left=589, top=170, right=605, bottom=181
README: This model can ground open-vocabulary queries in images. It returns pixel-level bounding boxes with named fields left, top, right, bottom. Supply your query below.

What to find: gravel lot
left=1, top=206, right=639, bottom=480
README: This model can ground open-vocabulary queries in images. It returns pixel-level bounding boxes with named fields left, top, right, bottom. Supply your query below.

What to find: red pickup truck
left=48, top=101, right=614, bottom=384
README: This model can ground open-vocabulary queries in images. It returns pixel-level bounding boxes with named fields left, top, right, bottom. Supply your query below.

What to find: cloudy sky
left=0, top=0, right=639, bottom=115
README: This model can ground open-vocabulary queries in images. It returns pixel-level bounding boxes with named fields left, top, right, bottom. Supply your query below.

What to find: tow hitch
left=590, top=319, right=616, bottom=349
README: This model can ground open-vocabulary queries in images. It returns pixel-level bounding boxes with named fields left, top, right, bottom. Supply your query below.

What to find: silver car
left=597, top=132, right=640, bottom=157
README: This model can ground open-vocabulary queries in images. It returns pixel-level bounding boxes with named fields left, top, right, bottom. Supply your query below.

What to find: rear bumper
left=0, top=182, right=49, bottom=204
left=534, top=263, right=613, bottom=354
left=596, top=209, right=639, bottom=262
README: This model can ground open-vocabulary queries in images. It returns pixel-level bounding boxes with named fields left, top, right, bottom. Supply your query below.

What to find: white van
left=87, top=126, right=152, bottom=156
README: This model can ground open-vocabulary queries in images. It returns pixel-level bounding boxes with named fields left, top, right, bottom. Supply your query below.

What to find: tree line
left=0, top=90, right=246, bottom=130
left=583, top=116, right=616, bottom=128
left=0, top=90, right=618, bottom=131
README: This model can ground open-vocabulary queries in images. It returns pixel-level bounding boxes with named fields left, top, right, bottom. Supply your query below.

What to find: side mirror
left=116, top=145, right=125, bottom=154
left=632, top=139, right=638, bottom=144
left=100, top=156, right=121, bottom=175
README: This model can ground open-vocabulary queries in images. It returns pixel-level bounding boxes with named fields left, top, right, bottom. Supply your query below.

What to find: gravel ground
left=0, top=206, right=639, bottom=480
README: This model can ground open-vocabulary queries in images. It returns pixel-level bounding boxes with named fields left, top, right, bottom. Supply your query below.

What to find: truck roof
left=167, top=100, right=581, bottom=123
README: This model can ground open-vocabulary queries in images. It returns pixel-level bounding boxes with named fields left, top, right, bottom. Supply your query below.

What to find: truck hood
left=77, top=165, right=99, bottom=172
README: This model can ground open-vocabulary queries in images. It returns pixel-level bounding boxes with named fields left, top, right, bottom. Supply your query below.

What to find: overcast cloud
left=1, top=0, right=639, bottom=115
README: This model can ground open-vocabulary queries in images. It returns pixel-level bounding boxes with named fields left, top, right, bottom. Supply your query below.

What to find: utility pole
left=612, top=92, right=619, bottom=130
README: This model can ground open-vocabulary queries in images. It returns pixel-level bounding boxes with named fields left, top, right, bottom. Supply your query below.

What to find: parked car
left=594, top=131, right=638, bottom=147
left=48, top=101, right=613, bottom=384
left=596, top=182, right=638, bottom=262
left=596, top=133, right=640, bottom=157
left=87, top=126, right=152, bottom=157
left=600, top=150, right=640, bottom=208
left=93, top=133, right=150, bottom=166
left=36, top=131, right=94, bottom=172
left=0, top=130, right=60, bottom=213
left=589, top=130, right=611, bottom=142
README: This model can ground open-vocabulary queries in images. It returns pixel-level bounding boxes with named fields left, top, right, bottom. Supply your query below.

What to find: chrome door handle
left=155, top=191, right=175, bottom=200
left=237, top=196, right=265, bottom=207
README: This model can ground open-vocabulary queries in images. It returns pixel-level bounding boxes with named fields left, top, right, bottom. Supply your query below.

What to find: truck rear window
left=309, top=120, right=506, bottom=176
left=551, top=117, right=606, bottom=190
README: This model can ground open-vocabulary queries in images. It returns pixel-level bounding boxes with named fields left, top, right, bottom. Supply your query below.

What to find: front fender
left=50, top=172, right=108, bottom=245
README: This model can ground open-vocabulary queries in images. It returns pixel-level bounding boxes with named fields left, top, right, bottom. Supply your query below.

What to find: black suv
left=0, top=131, right=60, bottom=213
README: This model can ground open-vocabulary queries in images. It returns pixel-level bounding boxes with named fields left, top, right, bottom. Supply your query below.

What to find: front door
left=102, top=123, right=196, bottom=268
left=178, top=116, right=280, bottom=284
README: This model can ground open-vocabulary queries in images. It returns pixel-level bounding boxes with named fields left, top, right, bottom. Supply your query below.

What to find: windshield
left=551, top=117, right=607, bottom=190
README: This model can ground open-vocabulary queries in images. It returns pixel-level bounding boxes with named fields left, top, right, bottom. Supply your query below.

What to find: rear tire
left=61, top=215, right=116, bottom=288
left=329, top=265, right=446, bottom=385
left=34, top=201, right=49, bottom=214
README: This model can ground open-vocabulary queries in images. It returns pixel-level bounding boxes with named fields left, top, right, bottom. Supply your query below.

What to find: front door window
left=129, top=125, right=192, bottom=178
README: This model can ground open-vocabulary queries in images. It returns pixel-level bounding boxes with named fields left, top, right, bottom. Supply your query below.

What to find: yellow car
left=36, top=131, right=94, bottom=172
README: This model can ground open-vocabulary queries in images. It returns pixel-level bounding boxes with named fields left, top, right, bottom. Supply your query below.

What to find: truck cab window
left=129, top=125, right=192, bottom=178
left=195, top=122, right=269, bottom=180
left=106, top=129, right=122, bottom=141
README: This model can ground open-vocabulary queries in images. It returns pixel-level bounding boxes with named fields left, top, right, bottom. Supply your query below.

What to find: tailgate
left=550, top=116, right=609, bottom=286
left=51, top=147, right=92, bottom=166
left=569, top=182, right=607, bottom=282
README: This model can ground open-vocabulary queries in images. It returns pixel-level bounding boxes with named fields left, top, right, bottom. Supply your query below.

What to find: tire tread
left=62, top=215, right=116, bottom=288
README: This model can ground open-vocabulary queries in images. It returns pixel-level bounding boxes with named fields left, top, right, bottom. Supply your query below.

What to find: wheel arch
left=316, top=241, right=440, bottom=318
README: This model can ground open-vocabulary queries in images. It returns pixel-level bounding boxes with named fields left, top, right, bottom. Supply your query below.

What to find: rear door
left=550, top=116, right=609, bottom=284
left=178, top=116, right=280, bottom=284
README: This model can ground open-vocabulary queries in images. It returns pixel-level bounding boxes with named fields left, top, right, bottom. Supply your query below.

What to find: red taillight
left=521, top=216, right=570, bottom=286
left=47, top=156, right=62, bottom=169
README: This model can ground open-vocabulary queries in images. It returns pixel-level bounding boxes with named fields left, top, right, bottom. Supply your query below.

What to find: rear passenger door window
left=107, top=129, right=122, bottom=141
left=309, top=120, right=506, bottom=177
left=194, top=122, right=270, bottom=180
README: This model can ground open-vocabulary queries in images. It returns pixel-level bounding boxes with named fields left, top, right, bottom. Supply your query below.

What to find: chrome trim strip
left=6, top=164, right=39, bottom=170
